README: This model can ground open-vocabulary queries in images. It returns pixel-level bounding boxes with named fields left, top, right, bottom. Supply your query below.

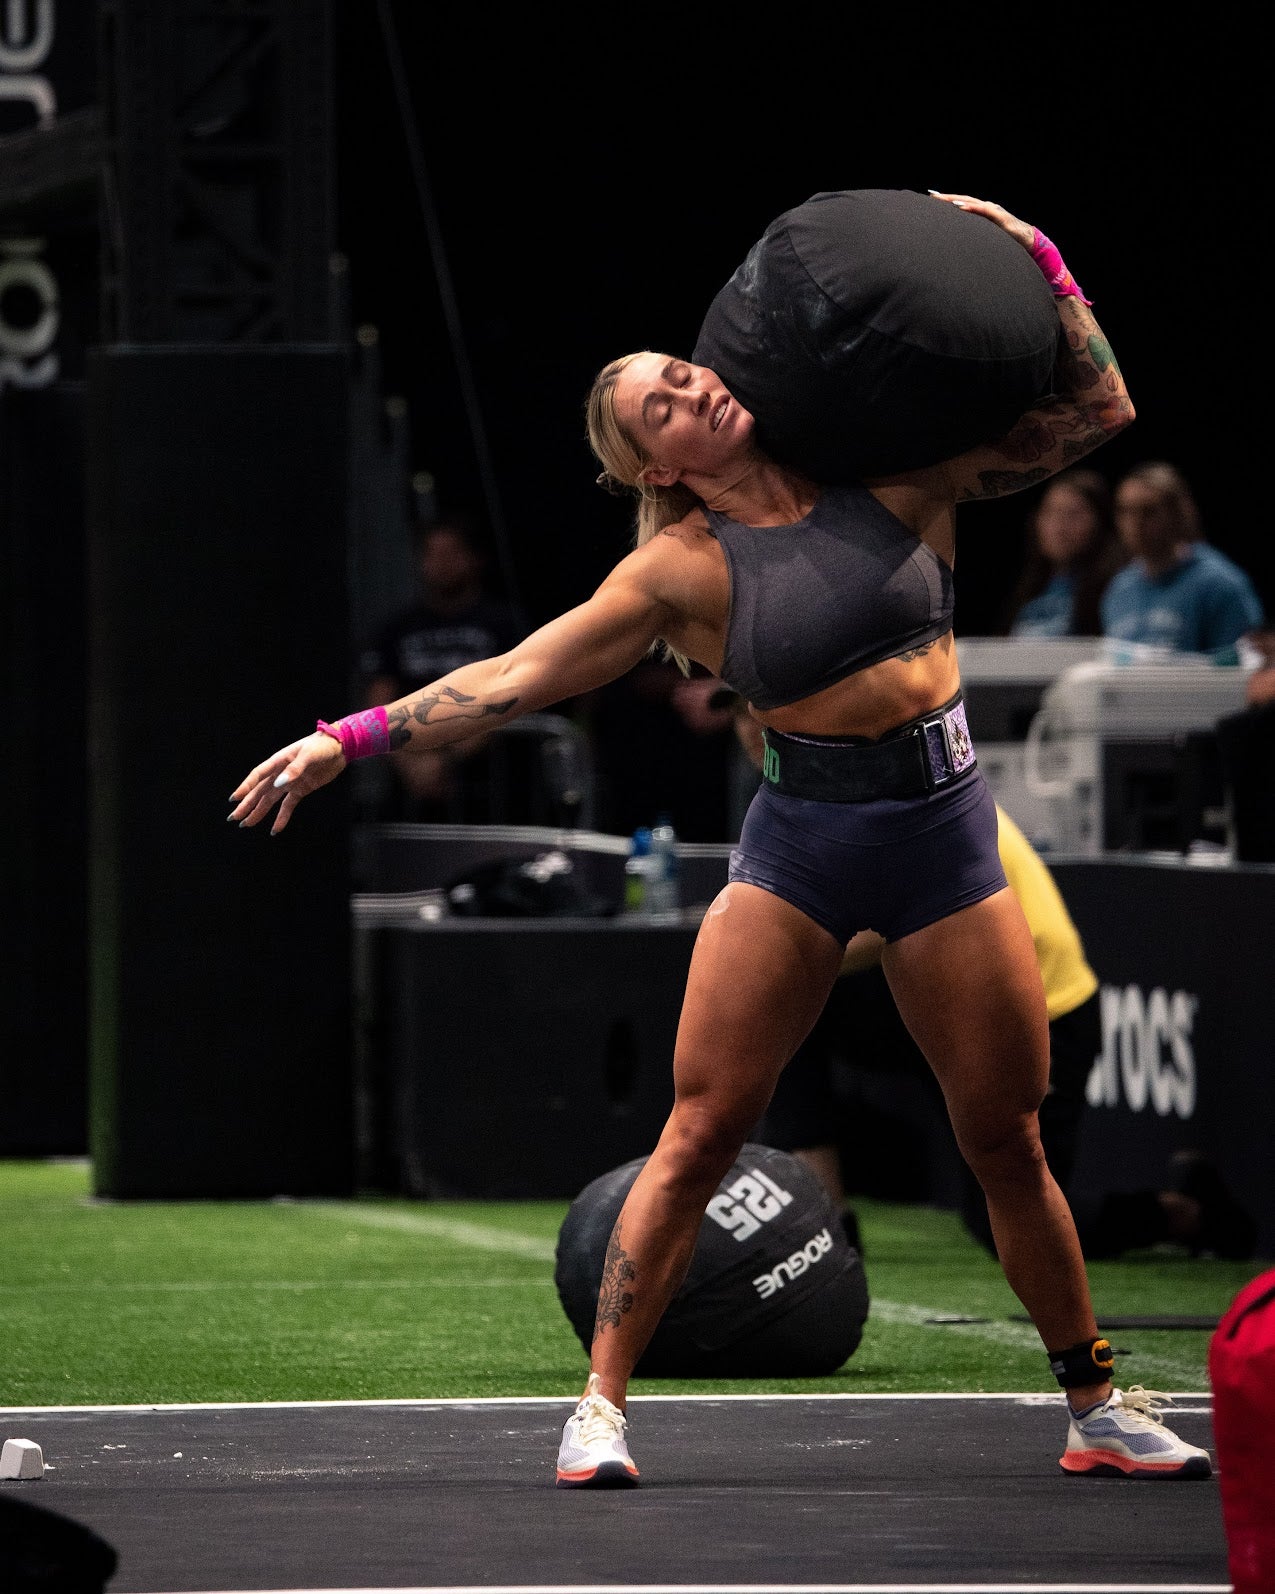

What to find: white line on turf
left=302, top=1203, right=560, bottom=1259
left=865, top=1300, right=1205, bottom=1388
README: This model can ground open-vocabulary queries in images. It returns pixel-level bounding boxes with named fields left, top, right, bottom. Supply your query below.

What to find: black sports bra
left=704, top=483, right=954, bottom=710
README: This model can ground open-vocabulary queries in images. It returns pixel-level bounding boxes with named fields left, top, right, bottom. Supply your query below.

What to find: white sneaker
left=1060, top=1385, right=1212, bottom=1478
left=555, top=1374, right=640, bottom=1488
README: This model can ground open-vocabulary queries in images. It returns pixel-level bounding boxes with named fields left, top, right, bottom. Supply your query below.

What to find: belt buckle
left=921, top=700, right=974, bottom=790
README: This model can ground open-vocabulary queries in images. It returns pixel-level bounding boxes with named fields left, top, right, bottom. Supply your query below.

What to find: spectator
left=1000, top=468, right=1124, bottom=637
left=359, top=512, right=525, bottom=820
left=1101, top=462, right=1265, bottom=657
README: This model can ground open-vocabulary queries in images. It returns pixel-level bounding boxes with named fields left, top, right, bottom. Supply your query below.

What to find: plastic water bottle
left=624, top=827, right=656, bottom=915
left=648, top=815, right=680, bottom=923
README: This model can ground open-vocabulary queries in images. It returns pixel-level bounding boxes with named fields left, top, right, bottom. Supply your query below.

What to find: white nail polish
left=273, top=773, right=290, bottom=789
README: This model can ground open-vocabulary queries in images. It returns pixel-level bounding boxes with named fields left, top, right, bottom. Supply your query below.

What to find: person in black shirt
left=359, top=513, right=523, bottom=820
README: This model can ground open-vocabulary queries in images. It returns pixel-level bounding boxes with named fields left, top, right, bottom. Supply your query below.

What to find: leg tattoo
left=594, top=1217, right=636, bottom=1336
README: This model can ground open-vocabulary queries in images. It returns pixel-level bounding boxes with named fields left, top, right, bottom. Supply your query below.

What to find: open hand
left=228, top=730, right=346, bottom=835
left=927, top=191, right=1034, bottom=252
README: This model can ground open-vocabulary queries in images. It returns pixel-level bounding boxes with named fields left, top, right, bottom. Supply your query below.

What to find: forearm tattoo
left=386, top=685, right=518, bottom=751
left=593, top=1218, right=637, bottom=1335
left=956, top=303, right=1132, bottom=503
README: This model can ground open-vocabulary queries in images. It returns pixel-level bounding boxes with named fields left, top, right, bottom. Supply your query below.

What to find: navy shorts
left=728, top=765, right=1007, bottom=946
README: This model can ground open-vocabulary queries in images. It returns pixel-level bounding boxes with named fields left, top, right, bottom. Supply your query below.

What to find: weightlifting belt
left=761, top=692, right=976, bottom=802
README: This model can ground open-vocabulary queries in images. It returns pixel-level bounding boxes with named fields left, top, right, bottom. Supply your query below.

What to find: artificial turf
left=0, top=1159, right=1264, bottom=1408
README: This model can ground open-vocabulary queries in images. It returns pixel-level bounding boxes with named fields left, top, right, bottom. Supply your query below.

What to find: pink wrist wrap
left=1030, top=228, right=1092, bottom=305
left=316, top=706, right=390, bottom=761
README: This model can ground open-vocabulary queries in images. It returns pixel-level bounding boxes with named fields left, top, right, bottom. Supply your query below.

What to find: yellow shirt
left=995, top=805, right=1098, bottom=1020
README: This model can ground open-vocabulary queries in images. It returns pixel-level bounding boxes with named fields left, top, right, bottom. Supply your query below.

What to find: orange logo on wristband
left=1091, top=1338, right=1114, bottom=1370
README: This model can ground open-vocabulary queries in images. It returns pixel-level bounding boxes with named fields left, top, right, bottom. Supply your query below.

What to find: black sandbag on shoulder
left=693, top=187, right=1060, bottom=481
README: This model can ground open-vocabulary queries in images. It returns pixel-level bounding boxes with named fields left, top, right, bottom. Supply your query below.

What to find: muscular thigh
left=881, top=887, right=1051, bottom=1133
left=671, top=882, right=846, bottom=1128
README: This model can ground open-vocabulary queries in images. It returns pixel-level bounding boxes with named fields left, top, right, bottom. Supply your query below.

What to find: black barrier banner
left=1055, top=859, right=1275, bottom=1259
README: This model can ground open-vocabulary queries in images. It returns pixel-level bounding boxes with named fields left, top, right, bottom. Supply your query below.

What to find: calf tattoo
left=386, top=685, right=518, bottom=750
left=594, top=1219, right=637, bottom=1334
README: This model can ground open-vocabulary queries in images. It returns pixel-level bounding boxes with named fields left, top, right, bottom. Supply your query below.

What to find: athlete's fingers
left=229, top=732, right=346, bottom=834
left=228, top=749, right=299, bottom=827
left=927, top=193, right=1033, bottom=249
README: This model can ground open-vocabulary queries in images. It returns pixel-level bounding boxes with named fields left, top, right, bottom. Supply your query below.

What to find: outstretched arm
left=927, top=194, right=1134, bottom=502
left=230, top=558, right=669, bottom=834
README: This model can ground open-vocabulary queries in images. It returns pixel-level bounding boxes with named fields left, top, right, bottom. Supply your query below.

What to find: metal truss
left=98, top=0, right=335, bottom=342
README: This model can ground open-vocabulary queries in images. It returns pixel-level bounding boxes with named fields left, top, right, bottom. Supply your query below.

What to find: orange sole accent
left=556, top=1465, right=640, bottom=1484
left=1060, top=1447, right=1196, bottom=1475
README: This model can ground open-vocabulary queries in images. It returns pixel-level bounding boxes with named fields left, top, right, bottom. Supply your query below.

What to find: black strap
left=762, top=728, right=931, bottom=801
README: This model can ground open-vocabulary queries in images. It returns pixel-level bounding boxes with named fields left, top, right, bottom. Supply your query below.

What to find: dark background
left=331, top=9, right=1264, bottom=641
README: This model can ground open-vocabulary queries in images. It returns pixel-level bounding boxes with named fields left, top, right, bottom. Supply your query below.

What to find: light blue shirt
left=1010, top=573, right=1078, bottom=638
left=1100, top=543, right=1264, bottom=655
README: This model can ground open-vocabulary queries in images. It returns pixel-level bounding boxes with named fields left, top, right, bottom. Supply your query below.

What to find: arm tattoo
left=385, top=685, right=519, bottom=751
left=1087, top=331, right=1122, bottom=378
left=961, top=463, right=1052, bottom=502
left=593, top=1218, right=637, bottom=1335
left=954, top=303, right=1132, bottom=503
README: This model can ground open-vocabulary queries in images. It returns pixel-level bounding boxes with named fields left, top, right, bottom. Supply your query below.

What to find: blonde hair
left=585, top=351, right=699, bottom=675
